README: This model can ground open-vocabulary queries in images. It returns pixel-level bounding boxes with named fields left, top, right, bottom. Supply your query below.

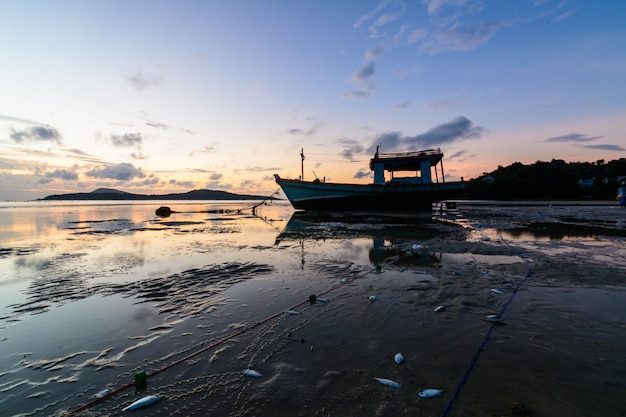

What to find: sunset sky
left=1, top=0, right=625, bottom=201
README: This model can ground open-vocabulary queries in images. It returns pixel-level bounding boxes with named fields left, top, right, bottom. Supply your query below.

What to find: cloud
left=169, top=178, right=195, bottom=188
left=10, top=125, right=62, bottom=144
left=419, top=21, right=509, bottom=54
left=286, top=122, right=323, bottom=136
left=407, top=28, right=427, bottom=44
left=422, top=0, right=468, bottom=16
left=336, top=139, right=365, bottom=160
left=341, top=89, right=373, bottom=100
left=125, top=66, right=165, bottom=90
left=448, top=149, right=475, bottom=161
left=352, top=62, right=377, bottom=82
left=367, top=116, right=485, bottom=152
left=395, top=101, right=411, bottom=109
left=110, top=132, right=143, bottom=147
left=354, top=170, right=371, bottom=179
left=544, top=133, right=603, bottom=143
left=0, top=114, right=45, bottom=125
left=582, top=144, right=625, bottom=151
left=86, top=163, right=145, bottom=181
left=43, top=168, right=79, bottom=181
left=354, top=0, right=390, bottom=30
left=210, top=173, right=222, bottom=181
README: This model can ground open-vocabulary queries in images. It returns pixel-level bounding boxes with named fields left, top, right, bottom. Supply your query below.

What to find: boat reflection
left=275, top=211, right=445, bottom=268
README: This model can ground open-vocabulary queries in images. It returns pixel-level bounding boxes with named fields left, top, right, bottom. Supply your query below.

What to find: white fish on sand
left=434, top=305, right=445, bottom=312
left=368, top=295, right=377, bottom=302
left=243, top=369, right=262, bottom=377
left=374, top=377, right=402, bottom=389
left=418, top=388, right=443, bottom=398
left=122, top=395, right=161, bottom=411
left=490, top=288, right=504, bottom=295
left=92, top=388, right=111, bottom=398
left=317, top=298, right=329, bottom=303
left=394, top=352, right=405, bottom=364
left=285, top=310, right=300, bottom=315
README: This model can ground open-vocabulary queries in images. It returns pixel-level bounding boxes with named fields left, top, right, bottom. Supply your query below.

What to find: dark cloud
left=354, top=170, right=371, bottom=179
left=169, top=179, right=195, bottom=188
left=111, top=132, right=142, bottom=147
left=43, top=168, right=79, bottom=181
left=10, top=125, right=61, bottom=144
left=86, top=163, right=145, bottom=181
left=544, top=133, right=603, bottom=143
left=367, top=116, right=485, bottom=153
left=287, top=122, right=323, bottom=136
left=337, top=139, right=365, bottom=160
left=582, top=144, right=625, bottom=151
left=352, top=62, right=376, bottom=82
left=448, top=149, right=476, bottom=162
left=210, top=173, right=222, bottom=181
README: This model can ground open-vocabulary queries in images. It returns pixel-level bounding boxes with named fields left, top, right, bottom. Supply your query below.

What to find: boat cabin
left=369, top=148, right=446, bottom=185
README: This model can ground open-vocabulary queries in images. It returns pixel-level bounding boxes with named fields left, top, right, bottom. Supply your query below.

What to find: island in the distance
left=39, top=187, right=275, bottom=201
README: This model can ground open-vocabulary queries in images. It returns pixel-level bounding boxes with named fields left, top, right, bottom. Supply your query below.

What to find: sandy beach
left=0, top=201, right=624, bottom=417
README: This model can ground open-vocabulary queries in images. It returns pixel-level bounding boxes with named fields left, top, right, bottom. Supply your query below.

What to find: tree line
left=466, top=158, right=626, bottom=200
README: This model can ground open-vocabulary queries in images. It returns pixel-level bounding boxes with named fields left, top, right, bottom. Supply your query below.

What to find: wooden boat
left=274, top=147, right=465, bottom=211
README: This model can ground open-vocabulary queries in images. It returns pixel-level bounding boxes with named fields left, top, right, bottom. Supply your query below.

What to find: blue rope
left=438, top=261, right=534, bottom=417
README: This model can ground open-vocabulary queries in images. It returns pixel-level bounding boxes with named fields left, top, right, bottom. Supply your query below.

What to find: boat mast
left=300, top=148, right=305, bottom=181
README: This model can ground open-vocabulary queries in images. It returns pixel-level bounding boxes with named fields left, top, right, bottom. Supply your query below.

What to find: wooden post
left=300, top=148, right=305, bottom=181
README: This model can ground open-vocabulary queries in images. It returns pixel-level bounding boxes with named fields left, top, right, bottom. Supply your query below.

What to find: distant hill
left=40, top=188, right=273, bottom=201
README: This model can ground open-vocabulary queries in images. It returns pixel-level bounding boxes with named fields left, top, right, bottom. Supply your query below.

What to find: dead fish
left=374, top=377, right=402, bottom=389
left=490, top=288, right=504, bottom=295
left=92, top=388, right=111, bottom=399
left=242, top=369, right=262, bottom=377
left=122, top=395, right=161, bottom=412
left=434, top=305, right=445, bottom=312
left=285, top=310, right=300, bottom=315
left=483, top=315, right=507, bottom=325
left=368, top=295, right=377, bottom=302
left=341, top=278, right=349, bottom=284
left=394, top=352, right=405, bottom=364
left=418, top=388, right=442, bottom=398
left=317, top=298, right=329, bottom=303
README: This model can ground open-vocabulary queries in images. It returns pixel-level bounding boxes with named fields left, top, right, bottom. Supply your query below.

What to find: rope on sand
left=67, top=256, right=383, bottom=414
left=439, top=250, right=534, bottom=417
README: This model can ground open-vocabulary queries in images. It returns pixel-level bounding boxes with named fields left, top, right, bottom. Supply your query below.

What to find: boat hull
left=274, top=176, right=465, bottom=211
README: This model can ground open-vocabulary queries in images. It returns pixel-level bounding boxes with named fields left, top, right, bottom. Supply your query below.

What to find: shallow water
left=0, top=200, right=624, bottom=416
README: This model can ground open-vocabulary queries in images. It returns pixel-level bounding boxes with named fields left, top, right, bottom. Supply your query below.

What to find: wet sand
left=1, top=201, right=625, bottom=416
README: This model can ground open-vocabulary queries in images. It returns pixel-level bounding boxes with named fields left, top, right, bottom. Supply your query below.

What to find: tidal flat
left=0, top=200, right=624, bottom=417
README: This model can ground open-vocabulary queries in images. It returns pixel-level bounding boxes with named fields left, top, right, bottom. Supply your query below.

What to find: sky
left=1, top=0, right=625, bottom=201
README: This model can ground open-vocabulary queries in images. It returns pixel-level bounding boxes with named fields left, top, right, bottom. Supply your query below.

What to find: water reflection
left=276, top=211, right=447, bottom=269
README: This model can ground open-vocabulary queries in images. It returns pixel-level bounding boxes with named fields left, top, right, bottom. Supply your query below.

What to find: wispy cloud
left=544, top=133, right=603, bottom=143
left=367, top=116, right=485, bottom=152
left=125, top=65, right=165, bottom=90
left=418, top=20, right=511, bottom=54
left=0, top=113, right=45, bottom=125
left=543, top=132, right=623, bottom=152
left=582, top=144, right=625, bottom=151
left=341, top=88, right=373, bottom=100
